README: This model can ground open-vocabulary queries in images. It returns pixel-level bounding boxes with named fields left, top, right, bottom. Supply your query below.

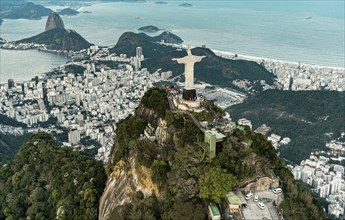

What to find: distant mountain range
left=0, top=2, right=79, bottom=25
left=16, top=12, right=92, bottom=51
left=58, top=8, right=79, bottom=16
left=110, top=32, right=275, bottom=92
left=0, top=2, right=52, bottom=20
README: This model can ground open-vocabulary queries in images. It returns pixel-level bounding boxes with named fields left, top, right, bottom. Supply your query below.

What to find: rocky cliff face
left=135, top=106, right=159, bottom=126
left=98, top=105, right=172, bottom=220
left=45, top=12, right=65, bottom=31
left=155, top=118, right=169, bottom=146
left=99, top=158, right=159, bottom=220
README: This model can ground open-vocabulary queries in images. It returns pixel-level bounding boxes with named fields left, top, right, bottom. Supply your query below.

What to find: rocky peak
left=45, top=12, right=65, bottom=31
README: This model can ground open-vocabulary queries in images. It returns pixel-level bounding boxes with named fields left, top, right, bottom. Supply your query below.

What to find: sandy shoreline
left=208, top=48, right=345, bottom=91
left=212, top=49, right=345, bottom=71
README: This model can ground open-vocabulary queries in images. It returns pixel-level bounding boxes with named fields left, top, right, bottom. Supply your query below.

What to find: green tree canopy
left=0, top=132, right=106, bottom=220
left=141, top=87, right=168, bottom=117
left=199, top=166, right=237, bottom=203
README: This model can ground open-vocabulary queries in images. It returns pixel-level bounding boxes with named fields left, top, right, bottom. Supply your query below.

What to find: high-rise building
left=37, top=99, right=45, bottom=110
left=136, top=47, right=142, bottom=59
left=334, top=165, right=345, bottom=175
left=293, top=166, right=302, bottom=180
left=319, top=184, right=330, bottom=198
left=330, top=178, right=343, bottom=195
left=8, top=79, right=14, bottom=89
left=68, top=130, right=80, bottom=145
left=301, top=169, right=314, bottom=183
left=35, top=76, right=39, bottom=85
left=313, top=178, right=323, bottom=189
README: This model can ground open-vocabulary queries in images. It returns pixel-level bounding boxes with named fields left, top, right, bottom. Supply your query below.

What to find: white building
left=319, top=184, right=330, bottom=198
left=292, top=166, right=302, bottom=180
left=68, top=130, right=80, bottom=145
left=237, top=118, right=252, bottom=129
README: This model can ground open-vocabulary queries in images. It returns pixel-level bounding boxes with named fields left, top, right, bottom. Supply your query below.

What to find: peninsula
left=15, top=12, right=91, bottom=51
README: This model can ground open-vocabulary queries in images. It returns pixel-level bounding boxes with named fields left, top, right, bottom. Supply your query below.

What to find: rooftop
left=205, top=128, right=226, bottom=140
left=209, top=202, right=221, bottom=216
left=227, top=192, right=241, bottom=205
left=227, top=191, right=247, bottom=205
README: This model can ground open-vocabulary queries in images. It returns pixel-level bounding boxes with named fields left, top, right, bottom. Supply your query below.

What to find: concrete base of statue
left=173, top=95, right=203, bottom=112
left=182, top=89, right=197, bottom=100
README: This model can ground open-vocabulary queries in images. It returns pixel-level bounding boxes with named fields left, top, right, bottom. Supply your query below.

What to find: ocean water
left=0, top=0, right=344, bottom=82
left=0, top=49, right=68, bottom=83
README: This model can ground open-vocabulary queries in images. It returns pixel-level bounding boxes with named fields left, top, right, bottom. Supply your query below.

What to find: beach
left=214, top=49, right=345, bottom=91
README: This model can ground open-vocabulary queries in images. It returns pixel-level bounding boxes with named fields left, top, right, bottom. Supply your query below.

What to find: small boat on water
left=306, top=16, right=312, bottom=20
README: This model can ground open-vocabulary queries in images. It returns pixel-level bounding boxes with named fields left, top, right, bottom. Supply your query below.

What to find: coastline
left=212, top=49, right=345, bottom=71
left=210, top=48, right=345, bottom=91
left=0, top=47, right=69, bottom=84
left=1, top=41, right=345, bottom=91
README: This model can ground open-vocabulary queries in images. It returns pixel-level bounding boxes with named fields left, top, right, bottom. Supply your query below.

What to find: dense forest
left=0, top=132, right=107, bottom=219
left=107, top=88, right=326, bottom=219
left=0, top=133, right=28, bottom=164
left=0, top=114, right=28, bottom=164
left=227, top=90, right=345, bottom=164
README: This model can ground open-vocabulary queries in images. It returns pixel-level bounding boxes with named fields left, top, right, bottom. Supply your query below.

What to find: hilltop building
left=204, top=129, right=226, bottom=158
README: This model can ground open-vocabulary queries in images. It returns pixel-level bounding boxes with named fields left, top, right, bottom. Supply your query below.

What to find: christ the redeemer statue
left=172, top=47, right=205, bottom=100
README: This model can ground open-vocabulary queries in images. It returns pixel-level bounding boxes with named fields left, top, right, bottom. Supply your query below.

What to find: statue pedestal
left=182, top=89, right=196, bottom=100
left=173, top=95, right=203, bottom=112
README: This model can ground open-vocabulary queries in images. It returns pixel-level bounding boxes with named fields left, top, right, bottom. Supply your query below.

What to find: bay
left=0, top=0, right=344, bottom=83
left=0, top=49, right=68, bottom=83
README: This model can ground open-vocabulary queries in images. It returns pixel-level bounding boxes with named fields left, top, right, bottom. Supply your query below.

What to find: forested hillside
left=0, top=114, right=28, bottom=164
left=227, top=90, right=345, bottom=164
left=0, top=133, right=106, bottom=219
left=101, top=88, right=326, bottom=220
